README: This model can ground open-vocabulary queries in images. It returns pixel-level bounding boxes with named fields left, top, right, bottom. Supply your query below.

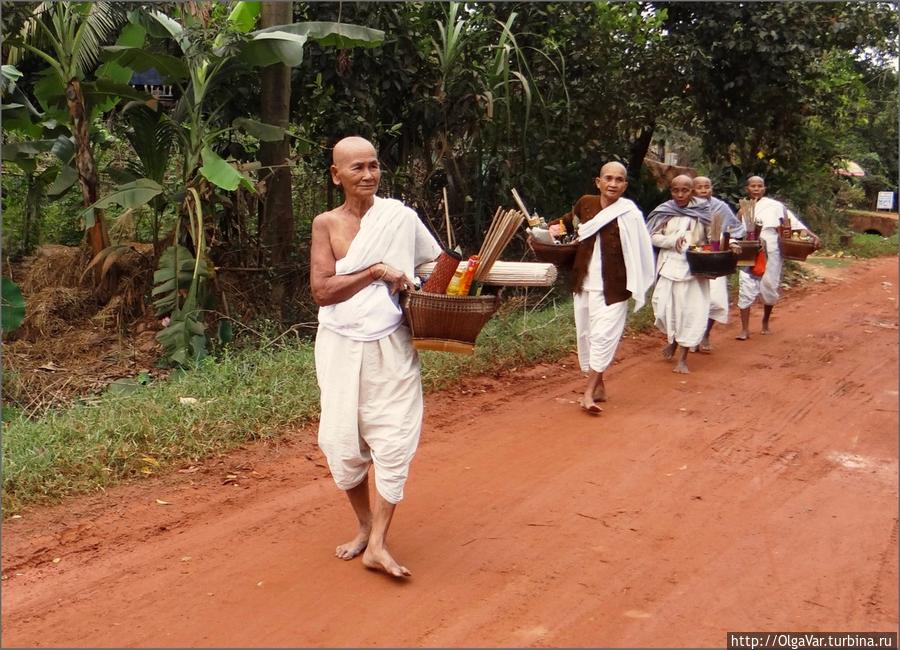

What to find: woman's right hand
left=372, top=263, right=414, bottom=295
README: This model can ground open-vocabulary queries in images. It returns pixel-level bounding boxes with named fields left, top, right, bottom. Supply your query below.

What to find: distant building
left=129, top=69, right=176, bottom=104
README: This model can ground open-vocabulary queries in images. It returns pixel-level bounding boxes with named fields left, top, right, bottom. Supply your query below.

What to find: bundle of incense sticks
left=473, top=207, right=525, bottom=282
left=738, top=198, right=756, bottom=232
left=708, top=210, right=724, bottom=245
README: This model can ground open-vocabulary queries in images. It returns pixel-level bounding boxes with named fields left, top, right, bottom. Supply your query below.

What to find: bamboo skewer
left=510, top=187, right=530, bottom=219
left=442, top=187, right=454, bottom=250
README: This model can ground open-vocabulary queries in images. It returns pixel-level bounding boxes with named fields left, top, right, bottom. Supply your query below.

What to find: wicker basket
left=733, top=239, right=761, bottom=267
left=401, top=290, right=502, bottom=354
left=779, top=237, right=818, bottom=261
left=686, top=249, right=738, bottom=279
left=527, top=236, right=578, bottom=268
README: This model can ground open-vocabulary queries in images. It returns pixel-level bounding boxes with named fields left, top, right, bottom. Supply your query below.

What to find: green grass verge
left=0, top=296, right=656, bottom=513
left=803, top=257, right=854, bottom=268
left=846, top=233, right=899, bottom=258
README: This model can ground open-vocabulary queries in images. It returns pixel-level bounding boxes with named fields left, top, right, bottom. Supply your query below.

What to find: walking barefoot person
left=550, top=161, right=655, bottom=413
left=310, top=136, right=441, bottom=577
left=692, top=176, right=746, bottom=352
left=735, top=176, right=820, bottom=340
left=648, top=175, right=713, bottom=374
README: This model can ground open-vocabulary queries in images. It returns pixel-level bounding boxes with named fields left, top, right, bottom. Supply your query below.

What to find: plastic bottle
left=780, top=213, right=792, bottom=240
left=445, top=261, right=468, bottom=295
left=457, top=255, right=480, bottom=296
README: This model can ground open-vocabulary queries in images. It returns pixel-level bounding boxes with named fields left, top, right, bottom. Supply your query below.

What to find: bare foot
left=673, top=360, right=690, bottom=374
left=662, top=342, right=677, bottom=360
left=698, top=336, right=712, bottom=353
left=580, top=399, right=602, bottom=414
left=592, top=380, right=607, bottom=403
left=735, top=331, right=750, bottom=341
left=761, top=326, right=772, bottom=335
left=335, top=528, right=370, bottom=560
left=362, top=545, right=411, bottom=578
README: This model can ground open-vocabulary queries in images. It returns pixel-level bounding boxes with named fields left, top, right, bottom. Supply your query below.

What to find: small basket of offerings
left=404, top=205, right=524, bottom=354
left=733, top=238, right=761, bottom=266
left=779, top=235, right=819, bottom=261
left=401, top=290, right=502, bottom=354
left=684, top=210, right=738, bottom=278
left=527, top=234, right=579, bottom=267
left=513, top=187, right=579, bottom=268
left=686, top=246, right=737, bottom=279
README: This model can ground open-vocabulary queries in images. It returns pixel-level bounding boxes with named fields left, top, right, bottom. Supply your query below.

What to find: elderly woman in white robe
left=735, top=176, right=819, bottom=340
left=310, top=136, right=441, bottom=578
left=647, top=175, right=713, bottom=374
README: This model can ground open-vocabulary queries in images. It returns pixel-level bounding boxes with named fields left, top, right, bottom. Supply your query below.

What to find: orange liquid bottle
left=457, top=255, right=480, bottom=296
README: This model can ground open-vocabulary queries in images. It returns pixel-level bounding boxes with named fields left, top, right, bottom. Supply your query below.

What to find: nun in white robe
left=648, top=199, right=711, bottom=350
left=573, top=197, right=656, bottom=375
left=705, top=196, right=746, bottom=324
left=737, top=196, right=808, bottom=309
left=315, top=196, right=441, bottom=504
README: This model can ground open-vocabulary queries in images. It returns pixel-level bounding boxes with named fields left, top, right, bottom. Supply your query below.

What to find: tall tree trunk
left=65, top=78, right=109, bottom=259
left=628, top=120, right=656, bottom=183
left=23, top=172, right=42, bottom=255
left=258, top=1, right=295, bottom=322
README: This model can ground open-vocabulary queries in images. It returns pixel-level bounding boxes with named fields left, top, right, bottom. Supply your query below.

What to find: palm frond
left=5, top=2, right=53, bottom=66
left=74, top=1, right=128, bottom=77
left=122, top=104, right=175, bottom=184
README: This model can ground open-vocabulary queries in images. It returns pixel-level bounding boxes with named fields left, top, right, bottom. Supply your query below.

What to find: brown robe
left=561, top=195, right=631, bottom=304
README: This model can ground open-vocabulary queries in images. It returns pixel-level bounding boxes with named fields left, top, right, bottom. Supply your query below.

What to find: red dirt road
left=2, top=258, right=898, bottom=648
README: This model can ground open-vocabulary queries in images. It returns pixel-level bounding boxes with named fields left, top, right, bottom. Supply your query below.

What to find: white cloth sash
left=753, top=196, right=807, bottom=230
left=318, top=196, right=441, bottom=341
left=577, top=197, right=656, bottom=312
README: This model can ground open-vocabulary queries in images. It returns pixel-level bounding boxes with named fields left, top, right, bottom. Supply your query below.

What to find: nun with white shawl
left=692, top=176, right=746, bottom=351
left=551, top=161, right=655, bottom=413
left=310, top=137, right=441, bottom=578
left=735, top=176, right=819, bottom=340
left=647, top=175, right=712, bottom=374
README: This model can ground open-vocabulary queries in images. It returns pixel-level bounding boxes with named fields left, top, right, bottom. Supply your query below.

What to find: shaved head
left=332, top=136, right=377, bottom=166
left=598, top=161, right=627, bottom=177
left=669, top=174, right=694, bottom=207
left=330, top=135, right=381, bottom=200
left=595, top=161, right=628, bottom=207
left=746, top=175, right=766, bottom=200
left=670, top=174, right=694, bottom=189
left=693, top=176, right=712, bottom=198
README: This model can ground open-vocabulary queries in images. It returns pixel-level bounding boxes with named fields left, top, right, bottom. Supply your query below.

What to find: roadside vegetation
left=2, top=294, right=663, bottom=513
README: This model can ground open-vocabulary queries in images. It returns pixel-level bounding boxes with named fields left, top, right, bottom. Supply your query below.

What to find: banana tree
left=6, top=2, right=139, bottom=258
left=87, top=6, right=383, bottom=365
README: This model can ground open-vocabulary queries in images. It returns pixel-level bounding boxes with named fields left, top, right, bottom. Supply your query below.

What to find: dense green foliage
left=4, top=1, right=896, bottom=264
